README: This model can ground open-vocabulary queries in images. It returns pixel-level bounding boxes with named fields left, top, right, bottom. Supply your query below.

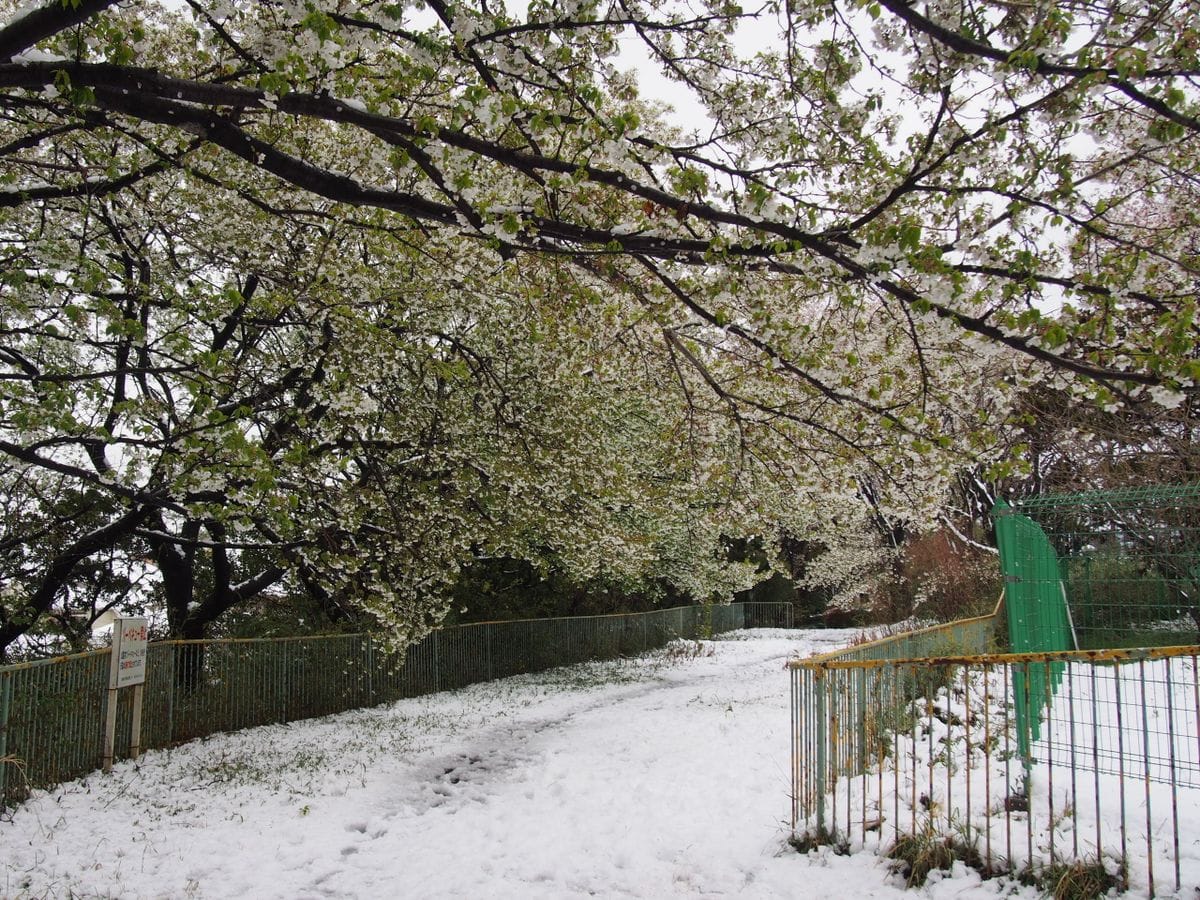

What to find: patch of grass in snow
left=0, top=754, right=29, bottom=818
left=787, top=825, right=850, bottom=856
left=662, top=639, right=716, bottom=662
left=527, top=658, right=651, bottom=691
left=166, top=707, right=460, bottom=797
left=477, top=641, right=715, bottom=698
left=880, top=817, right=1126, bottom=898
left=885, top=822, right=982, bottom=887
left=462, top=658, right=647, bottom=703
left=1025, top=857, right=1127, bottom=900
left=187, top=743, right=334, bottom=792
left=4, top=871, right=70, bottom=899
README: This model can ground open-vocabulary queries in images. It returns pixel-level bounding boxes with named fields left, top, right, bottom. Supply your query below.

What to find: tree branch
left=0, top=0, right=119, bottom=62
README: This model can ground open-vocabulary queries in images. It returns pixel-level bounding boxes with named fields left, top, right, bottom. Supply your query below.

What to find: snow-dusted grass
left=2, top=629, right=1039, bottom=899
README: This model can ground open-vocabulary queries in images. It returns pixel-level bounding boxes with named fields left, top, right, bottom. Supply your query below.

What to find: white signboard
left=109, top=617, right=148, bottom=689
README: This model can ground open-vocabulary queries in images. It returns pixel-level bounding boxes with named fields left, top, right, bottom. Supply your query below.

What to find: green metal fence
left=0, top=601, right=792, bottom=807
left=741, top=601, right=795, bottom=629
left=996, top=485, right=1200, bottom=653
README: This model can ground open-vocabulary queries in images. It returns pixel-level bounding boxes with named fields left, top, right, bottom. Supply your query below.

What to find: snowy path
left=2, top=630, right=1031, bottom=899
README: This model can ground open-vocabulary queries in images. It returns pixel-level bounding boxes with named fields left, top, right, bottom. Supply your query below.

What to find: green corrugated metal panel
left=0, top=601, right=792, bottom=807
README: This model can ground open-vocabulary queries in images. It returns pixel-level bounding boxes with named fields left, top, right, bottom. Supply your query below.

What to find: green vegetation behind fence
left=0, top=601, right=793, bottom=807
left=802, top=599, right=1003, bottom=667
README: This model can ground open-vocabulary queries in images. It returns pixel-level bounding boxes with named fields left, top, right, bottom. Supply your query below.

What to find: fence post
left=815, top=665, right=828, bottom=834
left=856, top=667, right=867, bottom=772
left=433, top=631, right=441, bottom=692
left=365, top=634, right=375, bottom=705
left=129, top=683, right=144, bottom=760
left=790, top=666, right=798, bottom=830
left=280, top=639, right=289, bottom=723
left=101, top=684, right=118, bottom=774
left=166, top=643, right=176, bottom=744
left=0, top=670, right=12, bottom=807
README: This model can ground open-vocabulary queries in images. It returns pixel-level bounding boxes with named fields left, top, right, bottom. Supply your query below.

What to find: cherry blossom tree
left=0, top=0, right=1195, bottom=650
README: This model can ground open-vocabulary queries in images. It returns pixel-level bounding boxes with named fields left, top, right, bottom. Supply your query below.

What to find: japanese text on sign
left=109, top=617, right=148, bottom=689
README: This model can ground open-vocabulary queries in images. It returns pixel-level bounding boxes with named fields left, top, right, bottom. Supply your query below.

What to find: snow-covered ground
left=2, top=629, right=1040, bottom=899
left=807, top=655, right=1200, bottom=898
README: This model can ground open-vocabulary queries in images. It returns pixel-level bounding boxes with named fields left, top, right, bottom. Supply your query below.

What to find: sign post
left=103, top=617, right=148, bottom=773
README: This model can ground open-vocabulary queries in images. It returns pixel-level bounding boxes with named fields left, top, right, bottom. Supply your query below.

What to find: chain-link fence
left=0, top=601, right=792, bottom=807
left=996, top=485, right=1200, bottom=653
left=995, top=486, right=1200, bottom=768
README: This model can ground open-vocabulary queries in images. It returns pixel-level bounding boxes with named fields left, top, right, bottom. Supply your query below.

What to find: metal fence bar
left=0, top=669, right=11, bottom=807
left=815, top=667, right=827, bottom=832
left=1166, top=661, right=1181, bottom=893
